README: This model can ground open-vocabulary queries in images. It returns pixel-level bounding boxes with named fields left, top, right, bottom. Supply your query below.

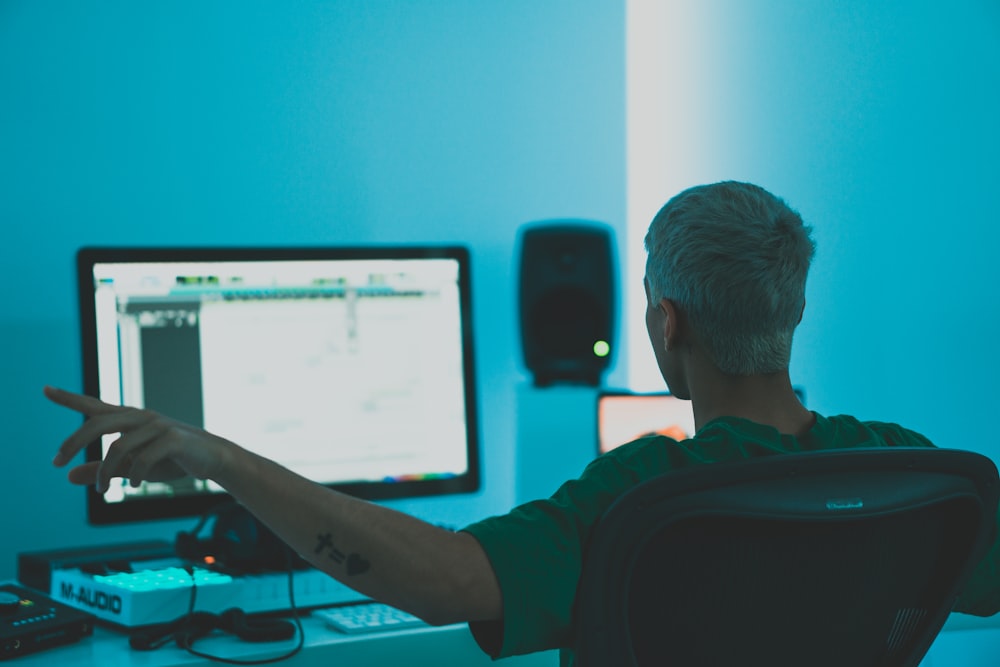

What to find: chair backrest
left=572, top=447, right=999, bottom=667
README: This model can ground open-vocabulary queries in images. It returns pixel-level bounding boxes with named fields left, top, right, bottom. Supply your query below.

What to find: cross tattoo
left=315, top=532, right=334, bottom=555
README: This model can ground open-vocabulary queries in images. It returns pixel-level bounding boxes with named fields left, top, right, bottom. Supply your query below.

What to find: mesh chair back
left=573, top=448, right=999, bottom=667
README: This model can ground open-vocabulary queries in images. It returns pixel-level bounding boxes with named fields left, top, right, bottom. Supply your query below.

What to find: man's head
left=644, top=181, right=816, bottom=381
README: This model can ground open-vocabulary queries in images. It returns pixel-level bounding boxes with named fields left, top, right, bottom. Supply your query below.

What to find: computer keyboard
left=313, top=602, right=427, bottom=634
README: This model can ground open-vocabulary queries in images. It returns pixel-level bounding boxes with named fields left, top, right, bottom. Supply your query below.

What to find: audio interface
left=0, top=583, right=95, bottom=660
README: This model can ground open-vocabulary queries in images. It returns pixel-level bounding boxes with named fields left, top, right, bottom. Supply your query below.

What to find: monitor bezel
left=76, top=245, right=481, bottom=525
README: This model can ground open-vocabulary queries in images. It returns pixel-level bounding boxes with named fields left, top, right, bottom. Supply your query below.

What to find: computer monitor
left=597, top=386, right=808, bottom=454
left=76, top=246, right=480, bottom=525
left=596, top=391, right=696, bottom=454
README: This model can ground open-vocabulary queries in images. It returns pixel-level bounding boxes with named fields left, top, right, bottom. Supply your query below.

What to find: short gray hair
left=644, top=181, right=816, bottom=375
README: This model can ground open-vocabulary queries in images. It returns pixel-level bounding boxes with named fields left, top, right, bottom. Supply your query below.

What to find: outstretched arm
left=45, top=386, right=502, bottom=626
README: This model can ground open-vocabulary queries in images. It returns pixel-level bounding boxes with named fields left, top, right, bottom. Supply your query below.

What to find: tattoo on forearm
left=314, top=531, right=371, bottom=576
left=314, top=532, right=333, bottom=554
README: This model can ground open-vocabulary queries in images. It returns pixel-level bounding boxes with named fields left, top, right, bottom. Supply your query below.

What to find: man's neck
left=688, top=366, right=813, bottom=437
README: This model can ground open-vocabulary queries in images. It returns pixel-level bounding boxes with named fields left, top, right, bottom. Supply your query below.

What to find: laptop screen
left=596, top=391, right=696, bottom=454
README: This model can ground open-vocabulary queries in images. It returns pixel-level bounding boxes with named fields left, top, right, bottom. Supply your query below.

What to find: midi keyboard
left=48, top=563, right=366, bottom=628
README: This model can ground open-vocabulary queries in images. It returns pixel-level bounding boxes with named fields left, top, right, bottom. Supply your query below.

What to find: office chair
left=572, top=447, right=999, bottom=667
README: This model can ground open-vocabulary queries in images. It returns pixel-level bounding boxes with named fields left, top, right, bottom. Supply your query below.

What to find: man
left=48, top=181, right=999, bottom=664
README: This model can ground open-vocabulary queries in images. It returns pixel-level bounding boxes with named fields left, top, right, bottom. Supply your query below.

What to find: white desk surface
left=8, top=578, right=999, bottom=667
left=14, top=613, right=1000, bottom=667
left=12, top=612, right=559, bottom=666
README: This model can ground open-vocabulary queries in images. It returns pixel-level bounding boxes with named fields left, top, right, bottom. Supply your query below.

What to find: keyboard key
left=93, top=567, right=233, bottom=592
left=314, top=602, right=427, bottom=634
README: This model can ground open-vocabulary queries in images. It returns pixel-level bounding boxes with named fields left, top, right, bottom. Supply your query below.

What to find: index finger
left=44, top=386, right=125, bottom=417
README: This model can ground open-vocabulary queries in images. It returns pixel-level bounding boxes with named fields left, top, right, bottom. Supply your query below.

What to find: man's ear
left=659, top=298, right=679, bottom=351
left=797, top=298, right=806, bottom=325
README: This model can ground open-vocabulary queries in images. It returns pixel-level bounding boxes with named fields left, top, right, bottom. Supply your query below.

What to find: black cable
left=178, top=555, right=305, bottom=665
left=130, top=553, right=305, bottom=664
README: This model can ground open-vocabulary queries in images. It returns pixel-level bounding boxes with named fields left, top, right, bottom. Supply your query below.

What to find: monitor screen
left=597, top=391, right=696, bottom=454
left=597, top=387, right=807, bottom=454
left=76, top=246, right=480, bottom=525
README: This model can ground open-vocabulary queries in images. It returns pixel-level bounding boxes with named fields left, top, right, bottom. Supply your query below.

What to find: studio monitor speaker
left=518, top=221, right=616, bottom=387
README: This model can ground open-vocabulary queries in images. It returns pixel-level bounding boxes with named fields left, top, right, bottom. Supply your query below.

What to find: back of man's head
left=644, top=181, right=816, bottom=376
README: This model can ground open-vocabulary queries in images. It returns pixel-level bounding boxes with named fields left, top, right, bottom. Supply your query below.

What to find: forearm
left=212, top=442, right=501, bottom=626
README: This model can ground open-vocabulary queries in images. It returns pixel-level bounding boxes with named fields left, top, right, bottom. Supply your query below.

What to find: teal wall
left=621, top=0, right=1000, bottom=469
left=0, top=0, right=627, bottom=573
left=2, top=1, right=998, bottom=663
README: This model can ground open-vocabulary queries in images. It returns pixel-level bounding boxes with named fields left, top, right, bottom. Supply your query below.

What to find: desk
left=921, top=615, right=1000, bottom=666
left=18, top=617, right=1000, bottom=667
left=10, top=586, right=999, bottom=666
left=12, top=613, right=558, bottom=666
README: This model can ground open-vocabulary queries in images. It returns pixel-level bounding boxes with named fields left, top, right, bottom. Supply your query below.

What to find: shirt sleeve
left=865, top=421, right=1000, bottom=617
left=863, top=421, right=936, bottom=448
left=954, top=511, right=1000, bottom=617
left=460, top=442, right=661, bottom=658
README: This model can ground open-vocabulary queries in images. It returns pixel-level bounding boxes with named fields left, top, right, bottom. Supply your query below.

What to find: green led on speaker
left=593, top=340, right=610, bottom=358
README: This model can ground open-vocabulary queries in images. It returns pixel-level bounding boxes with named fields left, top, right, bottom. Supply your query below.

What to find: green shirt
left=461, top=413, right=1000, bottom=665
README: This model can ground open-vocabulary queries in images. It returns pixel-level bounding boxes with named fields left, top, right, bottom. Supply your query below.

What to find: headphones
left=174, top=502, right=301, bottom=574
left=152, top=503, right=305, bottom=663
left=130, top=607, right=296, bottom=651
